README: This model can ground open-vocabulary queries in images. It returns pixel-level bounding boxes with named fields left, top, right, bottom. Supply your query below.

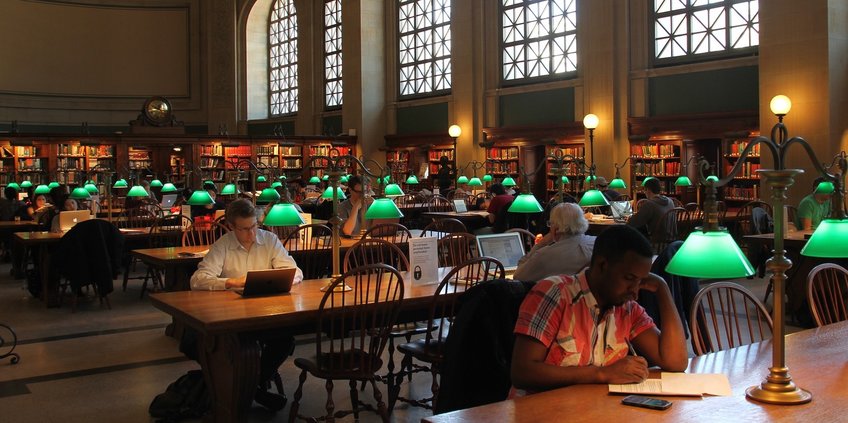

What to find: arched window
left=269, top=0, right=298, bottom=116
left=653, top=0, right=758, bottom=64
left=398, top=0, right=452, bottom=98
left=501, top=0, right=577, bottom=84
left=324, top=0, right=343, bottom=109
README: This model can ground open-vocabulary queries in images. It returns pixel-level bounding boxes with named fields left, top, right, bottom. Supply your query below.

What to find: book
left=609, top=372, right=731, bottom=397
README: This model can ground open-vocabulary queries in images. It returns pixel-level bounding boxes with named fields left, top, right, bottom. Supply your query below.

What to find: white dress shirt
left=190, top=229, right=304, bottom=291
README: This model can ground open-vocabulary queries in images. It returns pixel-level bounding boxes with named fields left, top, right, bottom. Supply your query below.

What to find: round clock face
left=143, top=97, right=172, bottom=125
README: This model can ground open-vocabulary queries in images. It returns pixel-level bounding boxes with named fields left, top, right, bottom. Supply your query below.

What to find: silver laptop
left=234, top=267, right=297, bottom=297
left=453, top=199, right=467, bottom=213
left=610, top=201, right=633, bottom=221
left=160, top=194, right=178, bottom=209
left=475, top=232, right=526, bottom=272
left=59, top=210, right=92, bottom=232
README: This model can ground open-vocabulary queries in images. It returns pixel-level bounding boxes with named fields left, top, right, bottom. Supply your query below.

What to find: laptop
left=610, top=200, right=633, bottom=222
left=234, top=267, right=298, bottom=297
left=160, top=194, right=178, bottom=209
left=475, top=232, right=526, bottom=272
left=453, top=199, right=467, bottom=213
left=59, top=210, right=92, bottom=232
left=213, top=209, right=226, bottom=221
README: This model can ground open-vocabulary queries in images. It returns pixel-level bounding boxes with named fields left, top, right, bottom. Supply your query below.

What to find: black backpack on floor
left=149, top=369, right=211, bottom=422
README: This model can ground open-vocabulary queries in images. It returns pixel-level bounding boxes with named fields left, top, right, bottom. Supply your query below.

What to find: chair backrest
left=424, top=257, right=505, bottom=349
left=505, top=228, right=535, bottom=253
left=361, top=222, right=412, bottom=243
left=263, top=224, right=300, bottom=242
left=344, top=238, right=410, bottom=272
left=421, top=218, right=467, bottom=238
left=149, top=214, right=192, bottom=248
left=689, top=282, right=773, bottom=355
left=314, top=264, right=405, bottom=375
left=117, top=206, right=158, bottom=229
left=734, top=200, right=773, bottom=238
left=436, top=233, right=477, bottom=267
left=393, top=194, right=418, bottom=208
left=428, top=195, right=453, bottom=212
left=635, top=198, right=647, bottom=212
left=182, top=221, right=228, bottom=246
left=651, top=206, right=684, bottom=252
left=806, top=263, right=848, bottom=327
left=283, top=224, right=333, bottom=279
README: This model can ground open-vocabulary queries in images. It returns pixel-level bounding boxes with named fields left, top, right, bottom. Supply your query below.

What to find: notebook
left=610, top=200, right=633, bottom=221
left=475, top=232, right=526, bottom=271
left=234, top=267, right=298, bottom=297
left=59, top=210, right=92, bottom=232
left=160, top=194, right=178, bottom=209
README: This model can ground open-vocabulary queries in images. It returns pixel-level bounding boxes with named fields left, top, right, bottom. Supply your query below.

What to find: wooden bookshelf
left=628, top=140, right=684, bottom=198
left=545, top=143, right=585, bottom=197
left=128, top=147, right=152, bottom=170
left=722, top=133, right=762, bottom=203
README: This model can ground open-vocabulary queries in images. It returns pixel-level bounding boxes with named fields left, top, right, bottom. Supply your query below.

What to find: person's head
left=225, top=199, right=258, bottom=245
left=548, top=203, right=589, bottom=236
left=643, top=178, right=661, bottom=196
left=813, top=176, right=834, bottom=204
left=490, top=183, right=506, bottom=196
left=4, top=186, right=18, bottom=200
left=61, top=195, right=78, bottom=212
left=34, top=195, right=47, bottom=208
left=205, top=185, right=217, bottom=200
left=595, top=176, right=609, bottom=189
left=588, top=225, right=654, bottom=308
left=439, top=156, right=450, bottom=167
left=347, top=175, right=364, bottom=199
left=49, top=186, right=65, bottom=207
left=141, top=180, right=151, bottom=193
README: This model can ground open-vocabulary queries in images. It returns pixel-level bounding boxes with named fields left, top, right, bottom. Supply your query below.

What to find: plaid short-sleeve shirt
left=511, top=270, right=655, bottom=396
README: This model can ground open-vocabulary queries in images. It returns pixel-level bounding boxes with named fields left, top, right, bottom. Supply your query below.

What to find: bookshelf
left=55, top=143, right=87, bottom=185
left=86, top=144, right=115, bottom=188
left=385, top=149, right=411, bottom=184
left=545, top=144, right=585, bottom=198
left=128, top=147, right=152, bottom=170
left=278, top=144, right=303, bottom=180
left=198, top=143, right=225, bottom=185
left=722, top=135, right=761, bottom=203
left=628, top=141, right=683, bottom=199
left=0, top=146, right=14, bottom=186
left=427, top=147, right=455, bottom=181
left=306, top=143, right=354, bottom=180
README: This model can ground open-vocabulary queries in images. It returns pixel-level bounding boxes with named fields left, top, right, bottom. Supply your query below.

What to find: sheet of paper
left=608, top=372, right=731, bottom=397
left=409, top=236, right=439, bottom=285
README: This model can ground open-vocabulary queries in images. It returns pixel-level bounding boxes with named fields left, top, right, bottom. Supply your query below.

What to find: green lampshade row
left=220, top=183, right=239, bottom=195
left=263, top=203, right=305, bottom=227
left=365, top=198, right=405, bottom=219
left=640, top=176, right=655, bottom=186
left=482, top=174, right=493, bottom=182
left=666, top=230, right=755, bottom=278
left=674, top=176, right=693, bottom=187
left=609, top=178, right=627, bottom=189
left=322, top=174, right=329, bottom=181
left=321, top=186, right=347, bottom=200
left=508, top=194, right=544, bottom=213
left=384, top=183, right=404, bottom=197
left=256, top=175, right=267, bottom=183
left=84, top=183, right=99, bottom=194
left=186, top=190, right=214, bottom=206
left=584, top=175, right=596, bottom=184
left=406, top=175, right=419, bottom=185
left=7, top=182, right=21, bottom=191
left=257, top=188, right=281, bottom=203
left=457, top=175, right=469, bottom=184
left=20, top=180, right=33, bottom=189
left=706, top=175, right=719, bottom=183
left=48, top=182, right=60, bottom=189
left=309, top=176, right=321, bottom=184
left=468, top=177, right=483, bottom=187
left=127, top=185, right=149, bottom=197
left=380, top=175, right=390, bottom=185
left=113, top=179, right=128, bottom=188
left=578, top=189, right=610, bottom=207
left=149, top=179, right=163, bottom=188
left=69, top=187, right=91, bottom=200
left=801, top=219, right=848, bottom=258
left=502, top=176, right=517, bottom=187
left=270, top=181, right=283, bottom=188
left=34, top=185, right=51, bottom=195
left=160, top=183, right=178, bottom=193
left=815, top=181, right=835, bottom=194
left=561, top=175, right=570, bottom=185
left=340, top=175, right=349, bottom=184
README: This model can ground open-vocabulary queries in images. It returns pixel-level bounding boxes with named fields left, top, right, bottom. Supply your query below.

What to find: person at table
left=485, top=183, right=514, bottom=225
left=627, top=178, right=674, bottom=243
left=595, top=176, right=621, bottom=202
left=338, top=175, right=374, bottom=237
left=188, top=199, right=304, bottom=410
left=49, top=195, right=79, bottom=233
left=513, top=203, right=596, bottom=282
left=795, top=176, right=832, bottom=230
left=27, top=194, right=51, bottom=222
left=0, top=186, right=24, bottom=221
left=436, top=155, right=456, bottom=196
left=510, top=225, right=688, bottom=396
left=190, top=184, right=225, bottom=218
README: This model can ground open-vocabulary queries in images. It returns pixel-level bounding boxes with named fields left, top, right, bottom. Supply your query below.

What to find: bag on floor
left=149, top=369, right=211, bottom=422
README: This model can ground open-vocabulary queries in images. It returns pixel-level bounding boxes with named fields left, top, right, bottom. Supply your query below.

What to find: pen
left=627, top=340, right=637, bottom=356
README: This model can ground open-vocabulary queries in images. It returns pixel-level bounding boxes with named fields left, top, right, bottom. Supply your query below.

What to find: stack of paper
left=609, top=372, right=731, bottom=396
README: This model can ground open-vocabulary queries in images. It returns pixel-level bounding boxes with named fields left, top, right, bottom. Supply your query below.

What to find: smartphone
left=177, top=252, right=197, bottom=257
left=621, top=395, right=672, bottom=410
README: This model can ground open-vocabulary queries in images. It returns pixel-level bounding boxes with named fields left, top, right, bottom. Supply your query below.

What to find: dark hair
left=49, top=186, right=65, bottom=206
left=58, top=194, right=77, bottom=211
left=591, top=225, right=653, bottom=266
left=347, top=175, right=362, bottom=189
left=490, top=183, right=506, bottom=196
left=4, top=186, right=17, bottom=200
left=644, top=178, right=661, bottom=194
left=203, top=182, right=218, bottom=194
left=225, top=199, right=256, bottom=224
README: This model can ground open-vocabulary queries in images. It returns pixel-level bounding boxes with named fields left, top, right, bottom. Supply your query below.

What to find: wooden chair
left=262, top=224, right=300, bottom=242
left=436, top=233, right=477, bottom=267
left=651, top=207, right=684, bottom=253
left=394, top=257, right=505, bottom=410
left=506, top=228, right=536, bottom=253
left=181, top=221, right=228, bottom=246
left=126, top=214, right=192, bottom=298
left=344, top=238, right=409, bottom=273
left=806, top=263, right=848, bottom=327
left=427, top=195, right=453, bottom=213
left=283, top=224, right=333, bottom=280
left=735, top=200, right=773, bottom=281
left=289, top=264, right=405, bottom=423
left=689, top=282, right=773, bottom=356
left=361, top=222, right=412, bottom=243
left=394, top=194, right=419, bottom=228
left=118, top=207, right=160, bottom=294
left=421, top=218, right=467, bottom=238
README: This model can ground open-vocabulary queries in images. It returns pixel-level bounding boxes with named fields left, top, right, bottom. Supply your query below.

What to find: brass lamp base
left=746, top=368, right=812, bottom=405
left=319, top=280, right=352, bottom=292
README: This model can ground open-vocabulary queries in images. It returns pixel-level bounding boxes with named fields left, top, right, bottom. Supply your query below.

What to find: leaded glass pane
left=398, top=0, right=452, bottom=97
left=653, top=0, right=758, bottom=62
left=324, top=0, right=343, bottom=108
left=269, top=0, right=298, bottom=116
left=501, top=0, right=578, bottom=83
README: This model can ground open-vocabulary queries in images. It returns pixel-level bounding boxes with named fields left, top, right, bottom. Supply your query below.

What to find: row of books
left=256, top=156, right=279, bottom=167
left=128, top=151, right=150, bottom=160
left=224, top=145, right=252, bottom=156
left=724, top=161, right=760, bottom=178
left=630, top=144, right=680, bottom=158
left=18, top=158, right=46, bottom=170
left=281, top=158, right=302, bottom=168
left=309, top=145, right=352, bottom=156
left=280, top=146, right=302, bottom=156
left=88, top=145, right=115, bottom=158
left=632, top=162, right=681, bottom=176
left=724, top=185, right=759, bottom=200
left=129, top=160, right=153, bottom=169
left=487, top=147, right=519, bottom=160
left=57, top=144, right=86, bottom=156
left=255, top=145, right=278, bottom=155
left=489, top=162, right=519, bottom=173
left=428, top=150, right=454, bottom=160
left=386, top=151, right=409, bottom=161
left=14, top=146, right=40, bottom=157
left=199, top=145, right=224, bottom=156
left=203, top=170, right=225, bottom=181
left=199, top=158, right=222, bottom=168
left=548, top=146, right=584, bottom=158
left=727, top=140, right=761, bottom=156
left=56, top=157, right=84, bottom=169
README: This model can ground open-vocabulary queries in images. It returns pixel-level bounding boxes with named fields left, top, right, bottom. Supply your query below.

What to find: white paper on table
left=608, top=372, right=731, bottom=397
left=408, top=236, right=439, bottom=285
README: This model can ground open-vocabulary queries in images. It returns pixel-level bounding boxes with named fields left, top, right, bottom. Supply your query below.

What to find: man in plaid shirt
left=510, top=225, right=688, bottom=397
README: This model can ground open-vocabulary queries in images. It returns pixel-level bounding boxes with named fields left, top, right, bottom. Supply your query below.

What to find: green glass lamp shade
left=340, top=174, right=349, bottom=184
left=578, top=189, right=611, bottom=207
left=406, top=175, right=419, bottom=185
left=457, top=175, right=469, bottom=184
left=48, top=181, right=60, bottom=189
left=113, top=179, right=128, bottom=188
left=7, top=182, right=20, bottom=191
left=380, top=175, right=390, bottom=185
left=220, top=183, right=239, bottom=195
left=322, top=174, right=329, bottom=181
left=160, top=183, right=177, bottom=193
left=257, top=187, right=281, bottom=203
left=584, top=175, right=596, bottom=184
left=20, top=180, right=32, bottom=189
left=84, top=182, right=99, bottom=194
left=502, top=176, right=517, bottom=187
left=706, top=175, right=719, bottom=183
left=309, top=176, right=321, bottom=184
left=278, top=174, right=287, bottom=180
left=204, top=179, right=215, bottom=186
left=263, top=203, right=305, bottom=226
left=468, top=177, right=483, bottom=187
left=561, top=175, right=570, bottom=184
left=256, top=175, right=267, bottom=183
left=149, top=179, right=163, bottom=188
left=384, top=183, right=404, bottom=197
left=801, top=219, right=848, bottom=258
left=69, top=187, right=91, bottom=200
left=270, top=181, right=283, bottom=189
left=815, top=181, right=835, bottom=194
left=127, top=185, right=149, bottom=197
left=640, top=176, right=655, bottom=186
left=674, top=176, right=693, bottom=187
left=508, top=194, right=544, bottom=213
left=365, top=198, right=405, bottom=219
left=34, top=184, right=51, bottom=195
left=666, top=230, right=755, bottom=278
left=186, top=190, right=214, bottom=206
left=609, top=178, right=627, bottom=189
left=321, top=186, right=346, bottom=200
left=482, top=174, right=493, bottom=182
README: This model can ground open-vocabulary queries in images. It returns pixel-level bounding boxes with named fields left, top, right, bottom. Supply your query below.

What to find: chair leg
left=349, top=379, right=360, bottom=420
left=288, top=369, right=307, bottom=423
left=122, top=266, right=130, bottom=292
left=325, top=379, right=335, bottom=423
left=273, top=372, right=284, bottom=396
left=430, top=362, right=440, bottom=411
left=370, top=378, right=390, bottom=423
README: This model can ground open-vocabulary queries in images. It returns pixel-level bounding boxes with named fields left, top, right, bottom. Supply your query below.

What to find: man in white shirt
left=186, top=199, right=303, bottom=410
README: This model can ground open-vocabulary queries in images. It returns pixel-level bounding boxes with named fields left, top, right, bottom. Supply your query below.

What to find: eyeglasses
left=234, top=223, right=257, bottom=232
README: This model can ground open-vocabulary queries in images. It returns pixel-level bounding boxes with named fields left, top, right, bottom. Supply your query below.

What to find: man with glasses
left=188, top=199, right=303, bottom=411
left=339, top=175, right=372, bottom=237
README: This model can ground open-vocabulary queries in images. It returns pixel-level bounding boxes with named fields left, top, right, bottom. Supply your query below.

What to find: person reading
left=510, top=225, right=687, bottom=397
left=795, top=177, right=832, bottom=230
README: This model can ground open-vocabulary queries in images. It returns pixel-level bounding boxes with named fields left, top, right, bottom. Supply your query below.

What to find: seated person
left=510, top=225, right=687, bottom=397
left=49, top=195, right=79, bottom=233
left=486, top=183, right=514, bottom=225
left=338, top=175, right=373, bottom=237
left=0, top=186, right=24, bottom=221
left=190, top=185, right=226, bottom=218
left=627, top=178, right=674, bottom=244
left=595, top=176, right=622, bottom=202
left=188, top=199, right=304, bottom=410
left=28, top=194, right=52, bottom=223
left=795, top=177, right=832, bottom=230
left=513, top=203, right=596, bottom=282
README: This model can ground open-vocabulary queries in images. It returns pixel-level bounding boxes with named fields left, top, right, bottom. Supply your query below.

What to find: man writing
left=188, top=199, right=303, bottom=410
left=510, top=225, right=687, bottom=396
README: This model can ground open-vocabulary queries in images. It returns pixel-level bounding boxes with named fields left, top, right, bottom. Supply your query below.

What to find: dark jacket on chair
left=638, top=240, right=698, bottom=339
left=435, top=279, right=535, bottom=414
left=56, top=219, right=125, bottom=295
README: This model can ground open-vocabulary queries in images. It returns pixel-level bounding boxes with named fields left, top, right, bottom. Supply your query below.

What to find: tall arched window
left=501, top=0, right=577, bottom=84
left=398, top=0, right=452, bottom=98
left=269, top=0, right=298, bottom=116
left=324, top=0, right=343, bottom=109
left=653, top=0, right=758, bottom=64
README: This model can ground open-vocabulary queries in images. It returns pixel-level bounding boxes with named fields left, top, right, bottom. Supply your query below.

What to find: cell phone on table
left=177, top=252, right=197, bottom=257
left=621, top=395, right=672, bottom=410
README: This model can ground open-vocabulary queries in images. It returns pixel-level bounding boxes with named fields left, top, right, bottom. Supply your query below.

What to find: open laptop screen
left=475, top=232, right=526, bottom=271
left=160, top=194, right=178, bottom=209
left=610, top=201, right=633, bottom=220
left=59, top=210, right=92, bottom=232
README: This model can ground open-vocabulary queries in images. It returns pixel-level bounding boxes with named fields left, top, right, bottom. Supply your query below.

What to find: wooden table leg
left=39, top=246, right=60, bottom=308
left=198, top=333, right=260, bottom=422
